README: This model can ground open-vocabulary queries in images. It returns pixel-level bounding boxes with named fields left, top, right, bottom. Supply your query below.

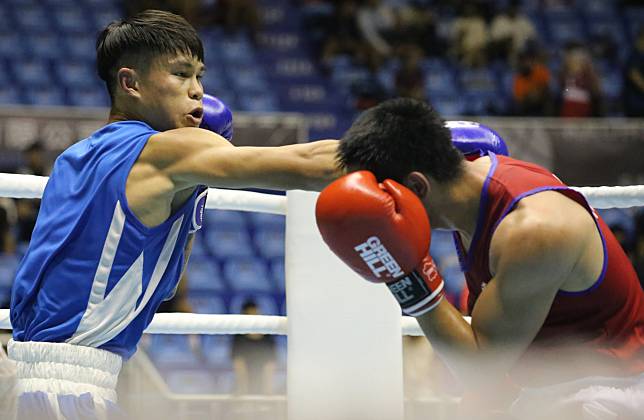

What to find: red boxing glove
left=315, top=171, right=445, bottom=317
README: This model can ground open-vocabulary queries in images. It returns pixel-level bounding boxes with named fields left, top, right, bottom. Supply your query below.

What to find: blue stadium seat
left=186, top=257, right=227, bottom=293
left=425, top=71, right=458, bottom=96
left=201, top=335, right=233, bottom=368
left=246, top=212, right=285, bottom=232
left=56, top=61, right=99, bottom=88
left=585, top=15, right=628, bottom=46
left=220, top=36, right=257, bottom=65
left=189, top=235, right=210, bottom=258
left=223, top=257, right=272, bottom=292
left=253, top=227, right=285, bottom=260
left=201, top=70, right=229, bottom=95
left=146, top=335, right=201, bottom=368
left=237, top=92, right=279, bottom=112
left=205, top=226, right=255, bottom=259
left=545, top=14, right=587, bottom=45
left=268, top=257, right=285, bottom=293
left=376, top=66, right=396, bottom=94
left=53, top=9, right=92, bottom=34
left=459, top=68, right=499, bottom=95
left=16, top=4, right=52, bottom=34
left=0, top=86, right=22, bottom=105
left=188, top=295, right=227, bottom=314
left=91, top=9, right=121, bottom=33
left=429, top=94, right=466, bottom=116
left=584, top=0, right=618, bottom=15
left=12, top=59, right=53, bottom=87
left=269, top=57, right=317, bottom=79
left=64, top=34, right=97, bottom=61
left=229, top=292, right=279, bottom=315
left=24, top=86, right=66, bottom=106
left=231, top=68, right=270, bottom=93
left=0, top=33, right=28, bottom=60
left=0, top=7, right=11, bottom=29
left=42, top=0, right=77, bottom=9
left=601, top=69, right=623, bottom=99
left=0, top=254, right=19, bottom=289
left=463, top=91, right=505, bottom=116
left=204, top=210, right=248, bottom=231
left=67, top=88, right=109, bottom=107
left=331, top=65, right=372, bottom=92
left=257, top=31, right=303, bottom=53
left=625, top=8, right=644, bottom=41
left=27, top=34, right=64, bottom=61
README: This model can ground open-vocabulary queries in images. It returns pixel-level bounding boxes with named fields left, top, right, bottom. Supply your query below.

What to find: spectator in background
left=395, top=46, right=426, bottom=101
left=489, top=1, right=537, bottom=64
left=558, top=43, right=602, bottom=117
left=356, top=0, right=397, bottom=61
left=512, top=49, right=552, bottom=116
left=450, top=2, right=489, bottom=67
left=320, top=2, right=371, bottom=71
left=623, top=28, right=644, bottom=117
left=396, top=4, right=447, bottom=58
left=0, top=199, right=17, bottom=254
left=232, top=299, right=277, bottom=395
left=213, top=0, right=260, bottom=42
left=16, top=142, right=50, bottom=245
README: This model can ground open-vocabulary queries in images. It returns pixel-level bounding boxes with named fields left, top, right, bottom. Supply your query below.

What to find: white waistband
left=8, top=340, right=122, bottom=402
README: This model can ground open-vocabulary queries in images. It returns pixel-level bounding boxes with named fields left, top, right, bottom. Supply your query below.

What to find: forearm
left=168, top=138, right=342, bottom=192
left=293, top=139, right=343, bottom=191
left=416, top=300, right=513, bottom=389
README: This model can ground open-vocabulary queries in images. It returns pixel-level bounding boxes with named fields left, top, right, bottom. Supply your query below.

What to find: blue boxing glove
left=200, top=93, right=234, bottom=141
left=446, top=121, right=509, bottom=161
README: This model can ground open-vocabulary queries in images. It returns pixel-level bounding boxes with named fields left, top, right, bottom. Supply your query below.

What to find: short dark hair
left=96, top=9, right=204, bottom=99
left=339, top=98, right=463, bottom=183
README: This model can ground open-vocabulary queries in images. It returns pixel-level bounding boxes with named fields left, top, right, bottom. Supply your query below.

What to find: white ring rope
left=0, top=309, right=433, bottom=336
left=0, top=173, right=287, bottom=215
left=0, top=172, right=639, bottom=337
left=2, top=172, right=644, bottom=210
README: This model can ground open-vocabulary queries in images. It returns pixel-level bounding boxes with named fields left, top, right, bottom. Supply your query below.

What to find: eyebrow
left=171, top=60, right=206, bottom=73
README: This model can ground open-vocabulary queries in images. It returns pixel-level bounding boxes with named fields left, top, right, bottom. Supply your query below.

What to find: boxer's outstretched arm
left=143, top=127, right=341, bottom=192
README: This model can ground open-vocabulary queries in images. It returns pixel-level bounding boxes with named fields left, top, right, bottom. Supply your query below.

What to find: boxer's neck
left=425, top=158, right=490, bottom=244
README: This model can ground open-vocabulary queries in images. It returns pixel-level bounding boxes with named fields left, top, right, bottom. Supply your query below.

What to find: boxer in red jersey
left=316, top=98, right=644, bottom=419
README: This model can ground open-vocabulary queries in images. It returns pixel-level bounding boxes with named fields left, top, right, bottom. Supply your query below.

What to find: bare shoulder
left=138, top=127, right=231, bottom=167
left=490, top=191, right=589, bottom=284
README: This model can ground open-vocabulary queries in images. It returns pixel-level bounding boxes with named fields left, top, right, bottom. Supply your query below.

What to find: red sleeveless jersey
left=454, top=154, right=644, bottom=385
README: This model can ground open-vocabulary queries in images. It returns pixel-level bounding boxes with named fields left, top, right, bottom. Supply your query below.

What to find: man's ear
left=116, top=68, right=140, bottom=98
left=404, top=171, right=431, bottom=199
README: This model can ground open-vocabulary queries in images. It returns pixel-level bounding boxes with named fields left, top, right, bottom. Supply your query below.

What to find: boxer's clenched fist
left=315, top=171, right=444, bottom=317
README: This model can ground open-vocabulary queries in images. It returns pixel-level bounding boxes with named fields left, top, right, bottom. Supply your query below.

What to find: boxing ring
left=1, top=172, right=644, bottom=420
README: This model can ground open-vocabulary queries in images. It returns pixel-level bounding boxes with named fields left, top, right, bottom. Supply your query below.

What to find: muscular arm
left=416, top=204, right=582, bottom=389
left=143, top=128, right=341, bottom=192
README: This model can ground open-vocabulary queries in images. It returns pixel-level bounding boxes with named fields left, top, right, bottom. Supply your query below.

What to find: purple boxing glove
left=446, top=121, right=509, bottom=161
left=200, top=94, right=233, bottom=141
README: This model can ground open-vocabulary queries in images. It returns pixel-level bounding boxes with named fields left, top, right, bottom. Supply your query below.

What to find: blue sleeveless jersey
left=10, top=121, right=207, bottom=359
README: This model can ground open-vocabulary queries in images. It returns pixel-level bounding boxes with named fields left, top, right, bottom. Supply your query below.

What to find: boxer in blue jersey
left=7, top=10, right=340, bottom=419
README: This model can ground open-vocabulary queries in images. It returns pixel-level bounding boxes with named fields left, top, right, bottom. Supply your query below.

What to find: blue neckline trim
left=462, top=152, right=499, bottom=271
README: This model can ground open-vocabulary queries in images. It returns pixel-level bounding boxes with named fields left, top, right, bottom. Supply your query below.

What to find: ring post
left=285, top=190, right=404, bottom=420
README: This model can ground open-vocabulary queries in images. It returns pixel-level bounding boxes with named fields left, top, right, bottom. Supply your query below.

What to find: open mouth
left=188, top=107, right=203, bottom=119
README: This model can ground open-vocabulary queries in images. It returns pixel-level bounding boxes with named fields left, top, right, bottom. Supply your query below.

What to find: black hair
left=96, top=9, right=204, bottom=100
left=339, top=98, right=463, bottom=183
